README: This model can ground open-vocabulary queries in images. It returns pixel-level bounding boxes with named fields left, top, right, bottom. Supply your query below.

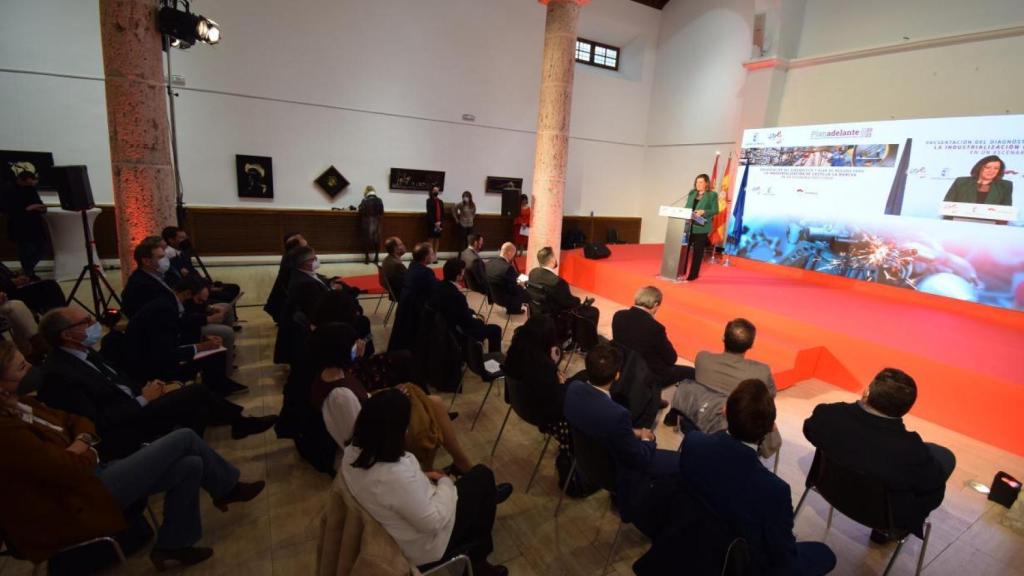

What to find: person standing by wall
left=426, top=186, right=444, bottom=254
left=512, top=194, right=531, bottom=256
left=453, top=191, right=476, bottom=250
left=1, top=169, right=48, bottom=278
left=358, top=186, right=384, bottom=265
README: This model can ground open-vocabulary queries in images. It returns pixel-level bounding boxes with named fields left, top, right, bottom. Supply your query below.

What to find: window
left=575, top=37, right=619, bottom=71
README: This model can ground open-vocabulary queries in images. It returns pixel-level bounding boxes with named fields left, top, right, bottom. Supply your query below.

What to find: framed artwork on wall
left=485, top=176, right=523, bottom=194
left=389, top=168, right=445, bottom=191
left=315, top=165, right=350, bottom=198
left=0, top=150, right=56, bottom=190
left=235, top=155, right=274, bottom=198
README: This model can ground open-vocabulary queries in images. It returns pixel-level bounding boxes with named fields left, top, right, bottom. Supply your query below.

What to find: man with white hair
left=612, top=285, right=695, bottom=390
left=485, top=242, right=529, bottom=315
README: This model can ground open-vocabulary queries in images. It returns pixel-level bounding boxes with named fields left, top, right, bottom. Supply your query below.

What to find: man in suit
left=161, top=226, right=242, bottom=305
left=388, top=242, right=438, bottom=352
left=37, top=306, right=275, bottom=461
left=485, top=242, right=528, bottom=315
left=381, top=236, right=407, bottom=300
left=803, top=368, right=955, bottom=542
left=123, top=274, right=246, bottom=397
left=429, top=259, right=502, bottom=352
left=265, top=232, right=306, bottom=323
left=460, top=233, right=485, bottom=284
left=612, top=286, right=694, bottom=390
left=0, top=169, right=47, bottom=277
left=564, top=344, right=678, bottom=524
left=678, top=380, right=836, bottom=575
left=527, top=246, right=593, bottom=316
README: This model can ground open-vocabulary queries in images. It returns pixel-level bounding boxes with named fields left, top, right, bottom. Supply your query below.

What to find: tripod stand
left=66, top=210, right=121, bottom=318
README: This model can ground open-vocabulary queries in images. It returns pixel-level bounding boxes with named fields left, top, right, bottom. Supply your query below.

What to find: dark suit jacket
left=0, top=398, right=125, bottom=563
left=286, top=270, right=331, bottom=322
left=803, top=401, right=947, bottom=527
left=943, top=177, right=1013, bottom=205
left=502, top=342, right=564, bottom=428
left=39, top=348, right=145, bottom=460
left=485, top=257, right=524, bottom=306
left=564, top=380, right=657, bottom=520
left=381, top=255, right=406, bottom=300
left=264, top=255, right=292, bottom=322
left=528, top=267, right=579, bottom=314
left=388, top=262, right=437, bottom=351
left=612, top=307, right=678, bottom=380
left=121, top=268, right=176, bottom=318
left=679, top=431, right=800, bottom=575
left=428, top=280, right=479, bottom=338
left=123, top=297, right=195, bottom=382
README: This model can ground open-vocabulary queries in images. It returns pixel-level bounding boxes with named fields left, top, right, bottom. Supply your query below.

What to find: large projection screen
left=728, top=114, right=1023, bottom=312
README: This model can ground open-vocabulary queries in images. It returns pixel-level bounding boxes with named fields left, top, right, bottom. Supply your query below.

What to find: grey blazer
left=694, top=351, right=776, bottom=397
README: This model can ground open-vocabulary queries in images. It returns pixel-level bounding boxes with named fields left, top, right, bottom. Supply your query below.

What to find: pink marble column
left=526, top=0, right=587, bottom=271
left=99, top=0, right=177, bottom=281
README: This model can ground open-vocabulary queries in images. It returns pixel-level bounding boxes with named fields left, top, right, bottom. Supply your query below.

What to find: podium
left=658, top=205, right=693, bottom=280
left=940, top=201, right=1018, bottom=224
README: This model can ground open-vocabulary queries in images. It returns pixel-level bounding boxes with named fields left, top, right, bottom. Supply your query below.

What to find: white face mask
left=310, top=257, right=321, bottom=271
left=157, top=255, right=171, bottom=274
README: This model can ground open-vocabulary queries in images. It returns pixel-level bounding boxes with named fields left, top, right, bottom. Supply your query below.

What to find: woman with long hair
left=453, top=191, right=476, bottom=250
left=341, top=389, right=512, bottom=576
left=943, top=155, right=1013, bottom=206
left=682, top=173, right=719, bottom=282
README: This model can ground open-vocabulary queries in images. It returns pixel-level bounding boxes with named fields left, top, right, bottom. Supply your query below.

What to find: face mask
left=157, top=256, right=171, bottom=274
left=310, top=257, right=321, bottom=271
left=82, top=322, right=102, bottom=348
left=350, top=343, right=359, bottom=361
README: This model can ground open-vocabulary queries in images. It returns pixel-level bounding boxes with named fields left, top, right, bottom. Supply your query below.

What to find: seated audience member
left=0, top=343, right=266, bottom=570
left=0, top=261, right=65, bottom=315
left=158, top=233, right=238, bottom=334
left=485, top=242, right=529, bottom=315
left=460, top=233, right=485, bottom=286
left=37, top=308, right=274, bottom=461
left=0, top=291, right=44, bottom=361
left=429, top=259, right=502, bottom=353
left=264, top=232, right=307, bottom=323
left=612, top=286, right=695, bottom=390
left=309, top=322, right=474, bottom=474
left=527, top=246, right=597, bottom=340
left=381, top=236, right=408, bottom=300
left=341, top=389, right=512, bottom=576
left=388, top=242, right=438, bottom=352
left=122, top=275, right=246, bottom=397
left=502, top=315, right=575, bottom=479
left=803, top=368, right=955, bottom=542
left=679, top=379, right=836, bottom=575
left=285, top=245, right=360, bottom=322
left=161, top=226, right=242, bottom=305
left=564, top=344, right=677, bottom=523
left=182, top=275, right=237, bottom=375
left=121, top=235, right=175, bottom=318
left=311, top=289, right=373, bottom=348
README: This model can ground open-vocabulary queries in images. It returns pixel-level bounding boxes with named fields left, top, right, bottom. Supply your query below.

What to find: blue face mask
left=157, top=256, right=171, bottom=274
left=350, top=343, right=359, bottom=361
left=82, top=322, right=102, bottom=348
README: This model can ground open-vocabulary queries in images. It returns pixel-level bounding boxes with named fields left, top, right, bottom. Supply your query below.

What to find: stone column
left=526, top=0, right=587, bottom=271
left=99, top=0, right=177, bottom=282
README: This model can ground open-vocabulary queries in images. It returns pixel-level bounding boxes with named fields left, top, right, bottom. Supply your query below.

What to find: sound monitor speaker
left=501, top=189, right=520, bottom=217
left=52, top=165, right=95, bottom=211
left=583, top=242, right=611, bottom=260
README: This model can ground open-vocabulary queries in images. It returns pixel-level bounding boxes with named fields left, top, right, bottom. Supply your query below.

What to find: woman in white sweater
left=341, top=389, right=512, bottom=576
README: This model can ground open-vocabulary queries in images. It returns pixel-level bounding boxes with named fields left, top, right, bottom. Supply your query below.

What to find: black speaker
left=583, top=242, right=611, bottom=260
left=52, top=165, right=95, bottom=211
left=501, top=189, right=520, bottom=217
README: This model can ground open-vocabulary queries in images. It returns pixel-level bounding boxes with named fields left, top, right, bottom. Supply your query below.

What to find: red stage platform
left=558, top=244, right=1024, bottom=456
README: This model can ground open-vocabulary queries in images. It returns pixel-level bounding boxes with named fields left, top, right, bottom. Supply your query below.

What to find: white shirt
left=340, top=448, right=457, bottom=565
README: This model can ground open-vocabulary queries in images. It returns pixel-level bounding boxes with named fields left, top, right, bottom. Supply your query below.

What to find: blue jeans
left=796, top=541, right=837, bottom=575
left=96, top=428, right=240, bottom=549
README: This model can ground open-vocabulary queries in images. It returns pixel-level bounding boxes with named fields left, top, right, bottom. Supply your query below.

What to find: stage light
left=159, top=0, right=221, bottom=49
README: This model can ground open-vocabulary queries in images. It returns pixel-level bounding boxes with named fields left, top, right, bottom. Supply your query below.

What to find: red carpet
left=558, top=244, right=1024, bottom=456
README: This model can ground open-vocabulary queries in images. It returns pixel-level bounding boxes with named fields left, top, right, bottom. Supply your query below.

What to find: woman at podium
left=683, top=173, right=718, bottom=281
left=943, top=155, right=1013, bottom=206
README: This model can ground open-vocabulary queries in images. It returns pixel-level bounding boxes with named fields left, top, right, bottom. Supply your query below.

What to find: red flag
left=709, top=152, right=720, bottom=190
left=710, top=154, right=732, bottom=245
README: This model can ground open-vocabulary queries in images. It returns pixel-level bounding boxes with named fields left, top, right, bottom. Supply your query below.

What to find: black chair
left=524, top=282, right=550, bottom=319
left=794, top=450, right=932, bottom=576
left=450, top=337, right=505, bottom=425
left=373, top=264, right=397, bottom=325
left=561, top=309, right=600, bottom=370
left=462, top=259, right=493, bottom=317
left=486, top=279, right=521, bottom=339
left=554, top=426, right=621, bottom=575
left=414, top=305, right=465, bottom=393
left=490, top=375, right=552, bottom=493
left=606, top=228, right=626, bottom=244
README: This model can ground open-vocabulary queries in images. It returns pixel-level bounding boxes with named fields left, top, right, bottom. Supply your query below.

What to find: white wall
left=0, top=0, right=660, bottom=220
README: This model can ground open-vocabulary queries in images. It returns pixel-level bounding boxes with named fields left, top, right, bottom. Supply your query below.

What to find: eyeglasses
left=67, top=315, right=95, bottom=329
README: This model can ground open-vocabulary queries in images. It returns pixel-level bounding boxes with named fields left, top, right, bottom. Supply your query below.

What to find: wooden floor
left=2, top=261, right=1022, bottom=575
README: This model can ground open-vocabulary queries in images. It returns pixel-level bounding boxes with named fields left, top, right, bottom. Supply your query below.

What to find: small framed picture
left=315, top=165, right=350, bottom=198
left=235, top=155, right=274, bottom=198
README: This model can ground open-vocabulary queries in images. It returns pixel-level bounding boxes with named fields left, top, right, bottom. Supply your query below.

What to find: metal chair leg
left=373, top=293, right=384, bottom=314
left=882, top=537, right=908, bottom=576
left=384, top=301, right=395, bottom=325
left=484, top=302, right=494, bottom=323
left=448, top=367, right=467, bottom=411
left=602, top=520, right=625, bottom=575
left=794, top=486, right=812, bottom=517
left=554, top=459, right=576, bottom=517
left=490, top=405, right=513, bottom=457
left=915, top=521, right=932, bottom=576
left=525, top=435, right=552, bottom=493
left=477, top=296, right=486, bottom=314
left=501, top=315, right=511, bottom=340
left=471, top=378, right=498, bottom=430
left=825, top=506, right=835, bottom=532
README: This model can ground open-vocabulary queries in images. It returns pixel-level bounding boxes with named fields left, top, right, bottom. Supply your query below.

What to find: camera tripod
left=66, top=210, right=121, bottom=318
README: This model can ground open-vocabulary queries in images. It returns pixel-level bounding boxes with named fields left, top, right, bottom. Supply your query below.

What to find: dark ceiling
left=629, top=0, right=671, bottom=9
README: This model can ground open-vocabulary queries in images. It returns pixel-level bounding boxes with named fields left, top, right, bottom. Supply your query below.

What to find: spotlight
left=159, top=0, right=221, bottom=48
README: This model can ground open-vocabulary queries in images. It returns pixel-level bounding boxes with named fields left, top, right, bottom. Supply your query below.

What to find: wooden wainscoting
left=0, top=205, right=641, bottom=260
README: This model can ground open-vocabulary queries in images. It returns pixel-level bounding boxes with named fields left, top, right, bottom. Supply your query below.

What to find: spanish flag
left=710, top=154, right=732, bottom=245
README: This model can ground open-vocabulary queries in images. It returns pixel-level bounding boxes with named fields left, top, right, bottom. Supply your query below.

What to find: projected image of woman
left=943, top=155, right=1013, bottom=206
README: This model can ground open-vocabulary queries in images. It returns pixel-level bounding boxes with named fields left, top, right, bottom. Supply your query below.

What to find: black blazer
left=803, top=401, right=947, bottom=528
left=381, top=255, right=406, bottom=300
left=428, top=280, right=476, bottom=335
left=425, top=196, right=443, bottom=228
left=121, top=269, right=176, bottom=318
left=388, top=262, right=437, bottom=352
left=264, top=255, right=292, bottom=322
left=527, top=267, right=579, bottom=314
left=123, top=297, right=195, bottom=382
left=38, top=348, right=144, bottom=460
left=285, top=270, right=331, bottom=322
left=611, top=307, right=678, bottom=378
left=485, top=257, right=518, bottom=298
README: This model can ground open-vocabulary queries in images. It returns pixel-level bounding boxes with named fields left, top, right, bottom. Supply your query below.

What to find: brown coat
left=0, top=398, right=126, bottom=563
